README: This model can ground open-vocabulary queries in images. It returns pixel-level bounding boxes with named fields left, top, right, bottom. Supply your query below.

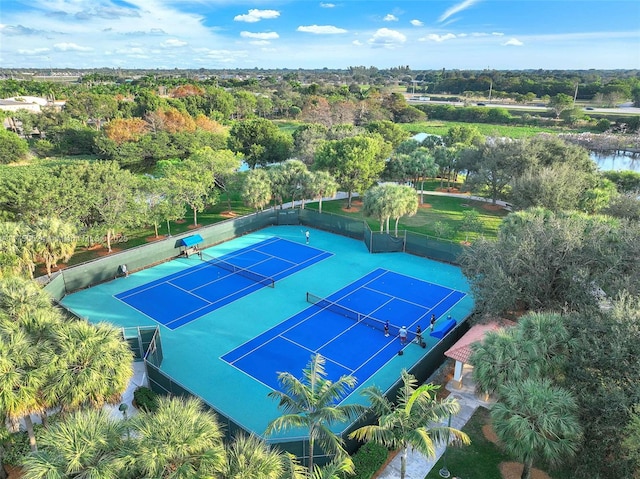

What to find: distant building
left=0, top=96, right=65, bottom=113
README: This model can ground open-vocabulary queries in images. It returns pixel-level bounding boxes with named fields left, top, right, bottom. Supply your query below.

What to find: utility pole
left=573, top=82, right=579, bottom=106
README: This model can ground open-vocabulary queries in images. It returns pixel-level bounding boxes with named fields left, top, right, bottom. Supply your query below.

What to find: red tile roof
left=444, top=321, right=515, bottom=363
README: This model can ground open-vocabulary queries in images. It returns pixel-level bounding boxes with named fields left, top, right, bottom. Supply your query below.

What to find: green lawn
left=425, top=407, right=561, bottom=479
left=306, top=193, right=507, bottom=243
left=401, top=120, right=569, bottom=139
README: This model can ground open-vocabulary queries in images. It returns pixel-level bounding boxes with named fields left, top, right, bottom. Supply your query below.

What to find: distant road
left=407, top=97, right=640, bottom=115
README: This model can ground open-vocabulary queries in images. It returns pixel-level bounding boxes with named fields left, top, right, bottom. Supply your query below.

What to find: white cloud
left=297, top=25, right=347, bottom=34
left=115, top=47, right=146, bottom=55
left=503, top=38, right=524, bottom=46
left=53, top=42, right=93, bottom=52
left=421, top=33, right=457, bottom=42
left=17, top=47, right=50, bottom=55
left=240, top=31, right=279, bottom=40
left=384, top=14, right=398, bottom=22
left=161, top=38, right=187, bottom=48
left=234, top=9, right=280, bottom=23
left=320, top=2, right=335, bottom=7
left=439, top=0, right=481, bottom=23
left=492, top=32, right=504, bottom=36
left=353, top=40, right=363, bottom=46
left=410, top=19, right=424, bottom=27
left=368, top=28, right=406, bottom=48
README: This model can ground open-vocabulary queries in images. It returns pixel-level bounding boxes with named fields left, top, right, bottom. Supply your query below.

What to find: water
left=590, top=151, right=640, bottom=172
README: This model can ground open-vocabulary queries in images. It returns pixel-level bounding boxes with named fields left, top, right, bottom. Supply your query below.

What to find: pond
left=590, top=151, right=640, bottom=172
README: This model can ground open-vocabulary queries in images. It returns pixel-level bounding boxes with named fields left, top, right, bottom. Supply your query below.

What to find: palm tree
left=0, top=275, right=53, bottom=321
left=470, top=328, right=539, bottom=399
left=21, top=408, right=127, bottom=479
left=224, top=433, right=305, bottom=479
left=44, top=320, right=134, bottom=413
left=126, top=396, right=226, bottom=479
left=265, top=354, right=366, bottom=475
left=308, top=170, right=338, bottom=214
left=30, top=217, right=77, bottom=277
left=349, top=370, right=470, bottom=479
left=491, top=378, right=582, bottom=479
left=0, top=323, right=49, bottom=451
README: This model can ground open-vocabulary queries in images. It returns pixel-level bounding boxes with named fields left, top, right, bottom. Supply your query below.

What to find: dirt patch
left=175, top=219, right=186, bottom=224
left=220, top=211, right=238, bottom=218
left=6, top=465, right=24, bottom=479
left=499, top=462, right=551, bottom=479
left=187, top=224, right=201, bottom=230
left=482, top=424, right=500, bottom=445
left=342, top=203, right=362, bottom=213
left=145, top=235, right=164, bottom=243
left=95, top=247, right=122, bottom=257
left=436, top=187, right=465, bottom=194
left=50, top=263, right=67, bottom=273
left=482, top=203, right=505, bottom=211
left=419, top=203, right=432, bottom=209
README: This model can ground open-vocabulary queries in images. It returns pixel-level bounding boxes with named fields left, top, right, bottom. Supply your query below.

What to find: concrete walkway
left=376, top=366, right=495, bottom=479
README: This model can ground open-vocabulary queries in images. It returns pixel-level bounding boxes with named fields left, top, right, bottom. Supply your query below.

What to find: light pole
left=439, top=412, right=452, bottom=478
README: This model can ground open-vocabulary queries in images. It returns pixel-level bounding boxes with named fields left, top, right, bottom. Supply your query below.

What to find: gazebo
left=444, top=320, right=515, bottom=388
left=178, top=234, right=204, bottom=257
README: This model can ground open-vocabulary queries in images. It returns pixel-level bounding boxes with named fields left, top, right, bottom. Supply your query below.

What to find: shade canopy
left=179, top=234, right=203, bottom=248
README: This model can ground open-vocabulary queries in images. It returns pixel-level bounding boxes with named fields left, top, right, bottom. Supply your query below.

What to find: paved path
left=376, top=368, right=495, bottom=479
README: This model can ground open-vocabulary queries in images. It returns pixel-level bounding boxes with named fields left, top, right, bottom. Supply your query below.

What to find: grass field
left=400, top=120, right=568, bottom=139
left=306, top=190, right=507, bottom=243
left=425, top=406, right=562, bottom=479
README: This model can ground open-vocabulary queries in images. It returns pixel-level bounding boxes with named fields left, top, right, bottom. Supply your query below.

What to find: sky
left=1, top=0, right=639, bottom=71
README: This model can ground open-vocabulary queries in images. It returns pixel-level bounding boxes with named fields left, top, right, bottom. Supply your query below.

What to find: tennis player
left=415, top=325, right=422, bottom=344
left=305, top=230, right=310, bottom=244
left=384, top=320, right=390, bottom=337
left=399, top=325, right=408, bottom=344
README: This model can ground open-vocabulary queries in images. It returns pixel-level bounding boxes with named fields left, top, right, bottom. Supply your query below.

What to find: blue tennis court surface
left=223, top=268, right=466, bottom=393
left=115, top=237, right=332, bottom=329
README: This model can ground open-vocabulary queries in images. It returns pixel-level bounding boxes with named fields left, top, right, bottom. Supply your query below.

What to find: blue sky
left=1, top=0, right=639, bottom=70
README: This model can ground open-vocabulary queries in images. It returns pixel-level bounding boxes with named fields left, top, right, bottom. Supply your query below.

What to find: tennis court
left=114, top=237, right=332, bottom=329
left=224, top=268, right=464, bottom=392
left=60, top=225, right=473, bottom=440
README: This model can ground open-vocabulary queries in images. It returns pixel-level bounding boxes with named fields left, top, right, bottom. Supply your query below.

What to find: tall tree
left=85, top=161, right=142, bottom=252
left=159, top=158, right=216, bottom=227
left=265, top=354, right=365, bottom=476
left=460, top=208, right=640, bottom=316
left=314, top=135, right=388, bottom=208
left=307, top=170, right=338, bottom=213
left=491, top=378, right=582, bottom=479
left=0, top=324, right=49, bottom=451
left=229, top=118, right=293, bottom=168
left=127, top=396, right=227, bottom=479
left=21, top=408, right=127, bottom=479
left=349, top=371, right=469, bottom=479
left=44, top=321, right=133, bottom=414
left=30, top=217, right=77, bottom=277
left=241, top=169, right=272, bottom=211
left=461, top=138, right=532, bottom=204
left=224, top=433, right=304, bottom=479
left=0, top=129, right=29, bottom=164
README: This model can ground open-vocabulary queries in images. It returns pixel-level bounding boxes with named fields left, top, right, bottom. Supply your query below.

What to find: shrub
left=351, top=442, right=390, bottom=479
left=4, top=430, right=32, bottom=466
left=133, top=386, right=159, bottom=412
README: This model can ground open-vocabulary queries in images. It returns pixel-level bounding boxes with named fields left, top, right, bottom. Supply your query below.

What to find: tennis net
left=201, top=253, right=275, bottom=288
left=306, top=292, right=409, bottom=338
